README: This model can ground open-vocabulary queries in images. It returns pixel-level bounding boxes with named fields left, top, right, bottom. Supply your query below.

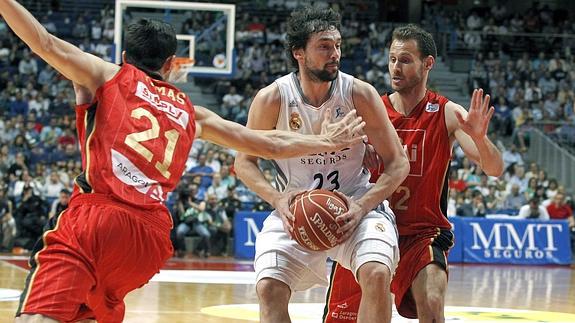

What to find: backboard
left=114, top=0, right=236, bottom=78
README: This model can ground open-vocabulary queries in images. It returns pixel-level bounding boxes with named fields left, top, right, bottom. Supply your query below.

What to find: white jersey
left=272, top=71, right=371, bottom=198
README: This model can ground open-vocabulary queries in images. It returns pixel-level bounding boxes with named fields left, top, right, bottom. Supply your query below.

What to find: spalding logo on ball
left=290, top=189, right=348, bottom=251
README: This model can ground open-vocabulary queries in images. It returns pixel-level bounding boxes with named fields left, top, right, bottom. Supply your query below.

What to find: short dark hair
left=392, top=24, right=437, bottom=59
left=285, top=7, right=341, bottom=68
left=124, top=18, right=177, bottom=72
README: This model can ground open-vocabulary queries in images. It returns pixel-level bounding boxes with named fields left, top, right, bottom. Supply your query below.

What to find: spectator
left=448, top=169, right=467, bottom=193
left=13, top=186, right=47, bottom=250
left=219, top=187, right=241, bottom=220
left=205, top=194, right=231, bottom=256
left=221, top=86, right=244, bottom=117
left=219, top=165, right=236, bottom=189
left=546, top=192, right=574, bottom=225
left=189, top=154, right=214, bottom=189
left=503, top=184, right=526, bottom=210
left=545, top=179, right=559, bottom=199
left=18, top=51, right=38, bottom=77
left=455, top=193, right=474, bottom=217
left=0, top=187, right=15, bottom=252
left=186, top=201, right=213, bottom=257
left=9, top=91, right=28, bottom=117
left=524, top=177, right=539, bottom=200
left=48, top=188, right=69, bottom=219
left=518, top=197, right=550, bottom=220
left=206, top=173, right=228, bottom=200
left=472, top=192, right=487, bottom=217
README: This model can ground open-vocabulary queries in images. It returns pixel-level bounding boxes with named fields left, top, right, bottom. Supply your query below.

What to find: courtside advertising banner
left=448, top=217, right=464, bottom=263
left=234, top=211, right=267, bottom=259
left=461, top=218, right=572, bottom=265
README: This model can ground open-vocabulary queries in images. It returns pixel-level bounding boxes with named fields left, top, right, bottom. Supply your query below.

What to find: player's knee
left=256, top=278, right=290, bottom=303
left=417, top=287, right=445, bottom=315
left=357, top=262, right=391, bottom=292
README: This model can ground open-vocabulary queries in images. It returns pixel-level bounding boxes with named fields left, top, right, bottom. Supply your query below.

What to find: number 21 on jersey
left=124, top=107, right=180, bottom=179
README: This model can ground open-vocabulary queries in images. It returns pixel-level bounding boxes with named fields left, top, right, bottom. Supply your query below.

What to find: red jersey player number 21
left=74, top=66, right=195, bottom=208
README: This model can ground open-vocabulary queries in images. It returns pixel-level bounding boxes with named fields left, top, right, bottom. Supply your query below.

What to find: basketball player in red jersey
left=0, top=2, right=366, bottom=322
left=324, top=24, right=504, bottom=323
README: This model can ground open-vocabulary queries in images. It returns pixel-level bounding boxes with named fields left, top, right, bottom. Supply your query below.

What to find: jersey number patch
left=124, top=107, right=180, bottom=179
left=393, top=185, right=410, bottom=211
left=313, top=170, right=340, bottom=190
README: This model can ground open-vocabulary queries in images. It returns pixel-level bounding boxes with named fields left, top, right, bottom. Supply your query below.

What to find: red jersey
left=375, top=91, right=452, bottom=235
left=546, top=203, right=573, bottom=220
left=74, top=64, right=196, bottom=209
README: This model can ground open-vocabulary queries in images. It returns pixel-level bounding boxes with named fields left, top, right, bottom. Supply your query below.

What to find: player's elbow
left=397, top=155, right=410, bottom=181
left=394, top=152, right=410, bottom=180
left=234, top=153, right=259, bottom=180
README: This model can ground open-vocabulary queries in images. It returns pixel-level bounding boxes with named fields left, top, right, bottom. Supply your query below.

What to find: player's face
left=300, top=28, right=341, bottom=82
left=388, top=39, right=427, bottom=92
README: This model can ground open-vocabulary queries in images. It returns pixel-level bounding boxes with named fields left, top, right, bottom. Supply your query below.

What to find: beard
left=392, top=66, right=425, bottom=93
left=304, top=59, right=339, bottom=82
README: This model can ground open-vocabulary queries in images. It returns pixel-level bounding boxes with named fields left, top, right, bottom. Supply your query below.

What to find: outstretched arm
left=0, top=0, right=118, bottom=94
left=195, top=106, right=365, bottom=160
left=447, top=89, right=504, bottom=177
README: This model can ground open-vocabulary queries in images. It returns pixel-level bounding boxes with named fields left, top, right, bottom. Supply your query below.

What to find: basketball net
left=168, top=57, right=195, bottom=83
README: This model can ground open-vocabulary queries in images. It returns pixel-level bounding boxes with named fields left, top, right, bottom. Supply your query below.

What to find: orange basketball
left=290, top=189, right=348, bottom=251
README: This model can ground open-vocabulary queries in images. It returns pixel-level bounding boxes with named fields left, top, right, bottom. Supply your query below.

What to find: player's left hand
left=273, top=189, right=306, bottom=238
left=455, top=88, right=495, bottom=141
left=332, top=190, right=366, bottom=243
left=320, top=108, right=367, bottom=150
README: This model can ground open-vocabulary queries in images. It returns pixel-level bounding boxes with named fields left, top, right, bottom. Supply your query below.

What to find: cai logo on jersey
left=111, top=149, right=165, bottom=201
left=397, top=129, right=425, bottom=177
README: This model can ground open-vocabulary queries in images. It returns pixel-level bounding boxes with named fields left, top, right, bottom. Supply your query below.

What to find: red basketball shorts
left=16, top=193, right=173, bottom=322
left=324, top=228, right=453, bottom=322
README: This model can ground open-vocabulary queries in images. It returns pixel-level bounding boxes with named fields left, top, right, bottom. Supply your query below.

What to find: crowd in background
left=0, top=1, right=573, bottom=257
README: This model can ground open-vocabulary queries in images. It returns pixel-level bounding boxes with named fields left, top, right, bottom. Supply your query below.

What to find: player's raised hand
left=321, top=109, right=367, bottom=150
left=273, top=189, right=306, bottom=238
left=332, top=190, right=365, bottom=243
left=455, top=88, right=495, bottom=141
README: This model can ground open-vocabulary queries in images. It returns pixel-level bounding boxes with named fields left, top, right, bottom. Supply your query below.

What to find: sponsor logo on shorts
left=331, top=309, right=358, bottom=321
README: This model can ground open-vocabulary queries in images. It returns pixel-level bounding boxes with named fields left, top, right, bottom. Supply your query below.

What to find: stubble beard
left=393, top=66, right=425, bottom=94
left=304, top=60, right=338, bottom=82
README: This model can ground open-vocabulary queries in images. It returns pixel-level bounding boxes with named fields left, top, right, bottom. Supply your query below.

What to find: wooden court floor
left=0, top=255, right=574, bottom=322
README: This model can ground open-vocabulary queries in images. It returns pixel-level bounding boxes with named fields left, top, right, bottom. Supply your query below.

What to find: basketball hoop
left=173, top=57, right=195, bottom=69
left=169, top=57, right=195, bottom=83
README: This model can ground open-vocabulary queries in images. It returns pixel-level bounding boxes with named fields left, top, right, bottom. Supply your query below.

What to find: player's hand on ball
left=332, top=191, right=365, bottom=243
left=273, top=189, right=306, bottom=238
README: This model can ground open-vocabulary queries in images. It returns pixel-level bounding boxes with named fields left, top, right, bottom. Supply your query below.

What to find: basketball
left=290, top=189, right=348, bottom=251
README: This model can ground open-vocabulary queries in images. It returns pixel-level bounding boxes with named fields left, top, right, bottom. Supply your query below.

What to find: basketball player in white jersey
left=235, top=7, right=409, bottom=323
